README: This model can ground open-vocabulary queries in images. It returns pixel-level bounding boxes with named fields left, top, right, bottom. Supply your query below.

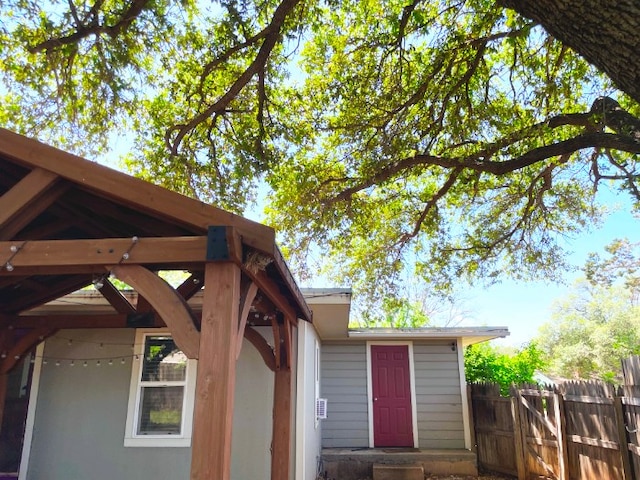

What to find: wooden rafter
left=98, top=279, right=136, bottom=314
left=0, top=128, right=276, bottom=253
left=110, top=265, right=200, bottom=359
left=0, top=168, right=59, bottom=231
left=176, top=272, right=204, bottom=300
left=2, top=275, right=92, bottom=314
left=0, top=179, right=70, bottom=241
left=247, top=269, right=298, bottom=327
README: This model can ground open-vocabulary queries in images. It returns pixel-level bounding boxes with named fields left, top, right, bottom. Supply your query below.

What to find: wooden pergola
left=0, top=128, right=311, bottom=480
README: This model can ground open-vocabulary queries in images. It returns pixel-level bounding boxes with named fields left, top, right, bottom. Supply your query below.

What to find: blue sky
left=461, top=189, right=639, bottom=346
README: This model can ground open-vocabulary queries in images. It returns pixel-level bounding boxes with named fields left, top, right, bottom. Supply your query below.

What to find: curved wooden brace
left=244, top=327, right=275, bottom=372
left=236, top=281, right=258, bottom=359
left=110, top=264, right=200, bottom=359
left=0, top=327, right=55, bottom=374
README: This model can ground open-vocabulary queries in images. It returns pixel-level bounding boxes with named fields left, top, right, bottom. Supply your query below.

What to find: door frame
left=366, top=341, right=419, bottom=448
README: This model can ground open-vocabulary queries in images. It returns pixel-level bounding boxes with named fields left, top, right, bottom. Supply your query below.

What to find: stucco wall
left=24, top=328, right=274, bottom=480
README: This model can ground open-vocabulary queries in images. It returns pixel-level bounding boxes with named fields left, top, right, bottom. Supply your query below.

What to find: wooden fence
left=469, top=355, right=640, bottom=479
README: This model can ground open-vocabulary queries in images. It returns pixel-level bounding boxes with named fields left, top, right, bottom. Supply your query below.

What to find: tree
left=1, top=0, right=639, bottom=299
left=584, top=238, right=640, bottom=304
left=464, top=341, right=545, bottom=394
left=536, top=280, right=640, bottom=382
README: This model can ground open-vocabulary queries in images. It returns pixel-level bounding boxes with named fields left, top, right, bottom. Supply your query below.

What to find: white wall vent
left=316, top=398, right=328, bottom=420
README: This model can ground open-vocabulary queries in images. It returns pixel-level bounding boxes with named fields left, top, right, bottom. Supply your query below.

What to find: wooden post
left=0, top=373, right=7, bottom=435
left=554, top=392, right=569, bottom=480
left=466, top=385, right=477, bottom=453
left=271, top=319, right=293, bottom=480
left=271, top=367, right=292, bottom=480
left=190, top=262, right=241, bottom=480
left=614, top=395, right=634, bottom=480
left=511, top=390, right=527, bottom=480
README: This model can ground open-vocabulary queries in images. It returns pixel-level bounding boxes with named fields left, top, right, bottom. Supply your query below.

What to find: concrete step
left=372, top=463, right=424, bottom=480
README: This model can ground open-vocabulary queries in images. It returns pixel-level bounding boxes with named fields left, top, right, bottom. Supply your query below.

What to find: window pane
left=141, top=336, right=187, bottom=381
left=137, top=386, right=184, bottom=435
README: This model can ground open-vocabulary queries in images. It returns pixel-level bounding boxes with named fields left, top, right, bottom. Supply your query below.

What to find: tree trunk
left=500, top=0, right=640, bottom=104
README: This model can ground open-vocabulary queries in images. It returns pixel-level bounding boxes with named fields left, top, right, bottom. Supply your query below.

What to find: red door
left=371, top=345, right=414, bottom=447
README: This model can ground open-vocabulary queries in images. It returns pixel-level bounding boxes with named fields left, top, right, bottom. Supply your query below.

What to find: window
left=124, top=330, right=197, bottom=447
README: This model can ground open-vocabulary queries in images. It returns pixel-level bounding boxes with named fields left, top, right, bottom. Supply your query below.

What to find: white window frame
left=124, top=329, right=197, bottom=447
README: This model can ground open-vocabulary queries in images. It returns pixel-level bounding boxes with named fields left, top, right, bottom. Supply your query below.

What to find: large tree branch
left=499, top=0, right=640, bottom=103
left=333, top=132, right=639, bottom=203
left=28, top=0, right=151, bottom=53
left=165, top=0, right=301, bottom=154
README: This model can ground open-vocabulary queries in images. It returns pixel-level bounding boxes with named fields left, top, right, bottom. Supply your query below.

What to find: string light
left=5, top=262, right=13, bottom=272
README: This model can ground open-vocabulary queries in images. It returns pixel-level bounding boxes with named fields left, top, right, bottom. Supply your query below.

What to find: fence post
left=614, top=395, right=634, bottom=480
left=511, top=388, right=526, bottom=480
left=467, top=385, right=477, bottom=453
left=554, top=392, right=569, bottom=480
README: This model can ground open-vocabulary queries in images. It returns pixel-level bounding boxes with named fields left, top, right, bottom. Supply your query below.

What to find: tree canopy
left=1, top=0, right=639, bottom=298
left=464, top=341, right=545, bottom=394
left=536, top=280, right=640, bottom=382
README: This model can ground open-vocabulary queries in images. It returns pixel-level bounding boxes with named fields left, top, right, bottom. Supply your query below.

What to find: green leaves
left=537, top=279, right=640, bottom=382
left=465, top=342, right=546, bottom=395
left=1, top=0, right=639, bottom=303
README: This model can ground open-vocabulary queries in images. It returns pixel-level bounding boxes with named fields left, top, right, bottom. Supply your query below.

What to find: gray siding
left=319, top=340, right=465, bottom=450
left=413, top=341, right=465, bottom=448
left=321, top=343, right=369, bottom=448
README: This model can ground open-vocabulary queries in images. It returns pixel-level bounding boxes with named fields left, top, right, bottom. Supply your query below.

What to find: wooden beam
left=236, top=280, right=258, bottom=359
left=272, top=316, right=281, bottom=370
left=243, top=327, right=276, bottom=372
left=4, top=314, right=129, bottom=329
left=110, top=265, right=200, bottom=359
left=0, top=128, right=275, bottom=253
left=0, top=180, right=70, bottom=241
left=243, top=269, right=298, bottom=326
left=2, top=275, right=92, bottom=314
left=0, top=168, right=59, bottom=230
left=271, top=367, right=292, bottom=480
left=283, top=316, right=293, bottom=369
left=176, top=272, right=205, bottom=301
left=190, top=262, right=241, bottom=480
left=0, top=373, right=6, bottom=436
left=0, top=237, right=208, bottom=273
left=98, top=279, right=136, bottom=314
left=0, top=327, right=54, bottom=374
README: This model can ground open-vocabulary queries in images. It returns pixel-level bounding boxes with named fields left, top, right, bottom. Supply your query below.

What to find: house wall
left=320, top=340, right=465, bottom=449
left=295, top=321, right=323, bottom=480
left=321, top=342, right=369, bottom=448
left=23, top=328, right=274, bottom=480
left=413, top=341, right=465, bottom=448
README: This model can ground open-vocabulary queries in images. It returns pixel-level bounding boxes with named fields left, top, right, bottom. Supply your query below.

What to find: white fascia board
left=348, top=327, right=509, bottom=343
